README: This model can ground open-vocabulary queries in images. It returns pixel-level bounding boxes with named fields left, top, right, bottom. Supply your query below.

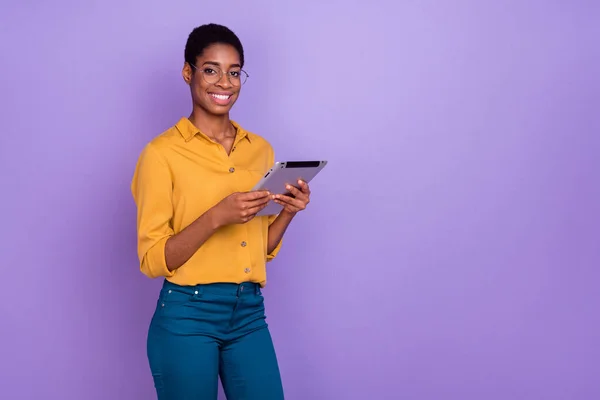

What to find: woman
left=131, top=23, right=310, bottom=400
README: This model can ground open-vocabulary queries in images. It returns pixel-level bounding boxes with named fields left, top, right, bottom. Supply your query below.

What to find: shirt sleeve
left=131, top=143, right=176, bottom=278
left=266, top=213, right=283, bottom=262
left=266, top=145, right=283, bottom=262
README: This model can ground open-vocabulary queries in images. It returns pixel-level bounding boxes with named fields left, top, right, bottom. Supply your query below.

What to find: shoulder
left=145, top=124, right=182, bottom=153
left=136, top=122, right=184, bottom=162
left=131, top=125, right=180, bottom=188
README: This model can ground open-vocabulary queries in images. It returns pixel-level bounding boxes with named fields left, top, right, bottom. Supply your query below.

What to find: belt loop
left=255, top=284, right=260, bottom=295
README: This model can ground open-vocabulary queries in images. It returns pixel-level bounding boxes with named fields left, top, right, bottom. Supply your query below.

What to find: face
left=182, top=43, right=243, bottom=116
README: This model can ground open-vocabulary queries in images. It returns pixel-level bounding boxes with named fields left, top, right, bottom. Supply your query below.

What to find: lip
left=208, top=92, right=234, bottom=106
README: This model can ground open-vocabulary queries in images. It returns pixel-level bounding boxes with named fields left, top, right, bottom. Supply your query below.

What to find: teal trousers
left=147, top=279, right=285, bottom=400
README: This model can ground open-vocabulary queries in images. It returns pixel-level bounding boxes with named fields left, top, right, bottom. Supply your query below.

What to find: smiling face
left=183, top=43, right=243, bottom=116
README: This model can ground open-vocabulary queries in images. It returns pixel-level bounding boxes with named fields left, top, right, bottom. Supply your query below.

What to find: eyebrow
left=202, top=61, right=241, bottom=68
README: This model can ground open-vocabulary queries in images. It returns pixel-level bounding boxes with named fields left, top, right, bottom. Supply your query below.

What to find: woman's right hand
left=210, top=190, right=271, bottom=227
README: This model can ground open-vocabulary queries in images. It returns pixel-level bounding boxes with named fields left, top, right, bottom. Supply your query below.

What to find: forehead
left=198, top=43, right=240, bottom=66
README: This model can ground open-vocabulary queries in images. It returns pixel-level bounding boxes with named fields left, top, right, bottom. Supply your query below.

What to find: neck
left=188, top=107, right=233, bottom=139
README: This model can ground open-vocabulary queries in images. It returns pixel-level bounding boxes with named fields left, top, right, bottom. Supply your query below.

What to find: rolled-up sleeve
left=265, top=146, right=283, bottom=262
left=266, top=213, right=283, bottom=262
left=131, top=143, right=175, bottom=278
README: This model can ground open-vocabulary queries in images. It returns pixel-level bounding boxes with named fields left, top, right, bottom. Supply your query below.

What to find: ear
left=182, top=63, right=193, bottom=85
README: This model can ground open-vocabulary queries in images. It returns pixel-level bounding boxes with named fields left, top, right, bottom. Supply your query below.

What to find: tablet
left=252, top=160, right=328, bottom=216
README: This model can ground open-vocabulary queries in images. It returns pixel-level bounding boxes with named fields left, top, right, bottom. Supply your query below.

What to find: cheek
left=231, top=90, right=241, bottom=102
left=192, top=84, right=209, bottom=101
left=191, top=77, right=208, bottom=91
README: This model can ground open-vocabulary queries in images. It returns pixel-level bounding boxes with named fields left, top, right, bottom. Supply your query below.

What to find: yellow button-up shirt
left=131, top=117, right=282, bottom=287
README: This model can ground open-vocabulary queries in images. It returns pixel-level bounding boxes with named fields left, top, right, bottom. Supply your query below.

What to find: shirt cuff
left=140, top=236, right=176, bottom=278
left=267, top=238, right=283, bottom=262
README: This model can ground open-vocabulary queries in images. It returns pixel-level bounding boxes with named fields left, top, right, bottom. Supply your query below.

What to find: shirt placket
left=225, top=137, right=255, bottom=280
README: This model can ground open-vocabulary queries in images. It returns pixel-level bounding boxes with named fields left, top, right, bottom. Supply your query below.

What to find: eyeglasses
left=191, top=64, right=249, bottom=86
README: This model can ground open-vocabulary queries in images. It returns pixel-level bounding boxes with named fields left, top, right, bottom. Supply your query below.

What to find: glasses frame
left=190, top=64, right=249, bottom=87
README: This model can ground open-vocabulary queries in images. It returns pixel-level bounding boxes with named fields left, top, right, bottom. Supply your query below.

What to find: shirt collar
left=175, top=117, right=252, bottom=144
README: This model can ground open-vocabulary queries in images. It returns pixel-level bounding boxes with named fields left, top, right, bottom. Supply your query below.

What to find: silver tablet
left=252, top=160, right=328, bottom=216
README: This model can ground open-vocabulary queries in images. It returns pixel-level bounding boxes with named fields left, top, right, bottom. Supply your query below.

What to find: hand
left=273, top=180, right=311, bottom=215
left=211, top=190, right=271, bottom=227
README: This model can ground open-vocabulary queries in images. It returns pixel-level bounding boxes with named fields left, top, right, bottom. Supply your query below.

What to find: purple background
left=1, top=1, right=599, bottom=399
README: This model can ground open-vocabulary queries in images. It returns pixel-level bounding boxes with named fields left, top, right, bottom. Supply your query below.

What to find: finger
left=275, top=193, right=305, bottom=210
left=245, top=199, right=270, bottom=216
left=274, top=198, right=301, bottom=213
left=297, top=180, right=311, bottom=194
left=245, top=195, right=271, bottom=209
left=285, top=184, right=307, bottom=200
left=240, top=190, right=271, bottom=200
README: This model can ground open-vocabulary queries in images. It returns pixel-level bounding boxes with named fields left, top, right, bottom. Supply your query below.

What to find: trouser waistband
left=162, top=279, right=262, bottom=296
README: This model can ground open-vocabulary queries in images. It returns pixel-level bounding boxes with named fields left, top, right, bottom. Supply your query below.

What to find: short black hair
left=184, top=23, right=245, bottom=69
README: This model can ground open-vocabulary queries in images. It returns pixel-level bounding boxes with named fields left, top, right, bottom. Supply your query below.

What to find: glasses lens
left=226, top=70, right=247, bottom=86
left=201, top=66, right=221, bottom=84
left=199, top=66, right=248, bottom=86
left=238, top=71, right=248, bottom=86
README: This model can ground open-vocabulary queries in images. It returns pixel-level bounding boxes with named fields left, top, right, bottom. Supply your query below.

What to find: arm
left=266, top=179, right=312, bottom=255
left=131, top=143, right=179, bottom=278
left=132, top=145, right=271, bottom=276
left=167, top=191, right=271, bottom=269
left=131, top=144, right=220, bottom=276
left=164, top=210, right=220, bottom=271
left=267, top=210, right=296, bottom=254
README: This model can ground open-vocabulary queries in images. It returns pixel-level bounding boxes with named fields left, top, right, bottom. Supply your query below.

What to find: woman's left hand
left=273, top=180, right=311, bottom=215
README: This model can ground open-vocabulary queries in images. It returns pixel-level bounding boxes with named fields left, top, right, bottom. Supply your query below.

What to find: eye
left=203, top=68, right=217, bottom=75
left=229, top=71, right=240, bottom=78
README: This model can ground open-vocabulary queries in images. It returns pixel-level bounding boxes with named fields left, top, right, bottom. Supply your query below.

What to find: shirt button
left=229, top=167, right=235, bottom=173
left=241, top=241, right=247, bottom=247
left=244, top=268, right=251, bottom=273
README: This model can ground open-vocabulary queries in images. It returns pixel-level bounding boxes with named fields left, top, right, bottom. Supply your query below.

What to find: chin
left=207, top=104, right=234, bottom=116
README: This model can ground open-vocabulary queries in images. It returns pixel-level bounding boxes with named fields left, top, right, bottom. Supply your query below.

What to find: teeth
left=211, top=94, right=230, bottom=100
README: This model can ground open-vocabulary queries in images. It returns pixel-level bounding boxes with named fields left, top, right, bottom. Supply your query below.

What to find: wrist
left=279, top=209, right=297, bottom=220
left=203, top=207, right=223, bottom=231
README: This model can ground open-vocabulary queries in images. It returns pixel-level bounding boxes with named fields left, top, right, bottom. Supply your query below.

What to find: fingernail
left=286, top=185, right=291, bottom=189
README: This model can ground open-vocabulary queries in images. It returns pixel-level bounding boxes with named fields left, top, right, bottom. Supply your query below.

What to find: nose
left=215, top=72, right=233, bottom=88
